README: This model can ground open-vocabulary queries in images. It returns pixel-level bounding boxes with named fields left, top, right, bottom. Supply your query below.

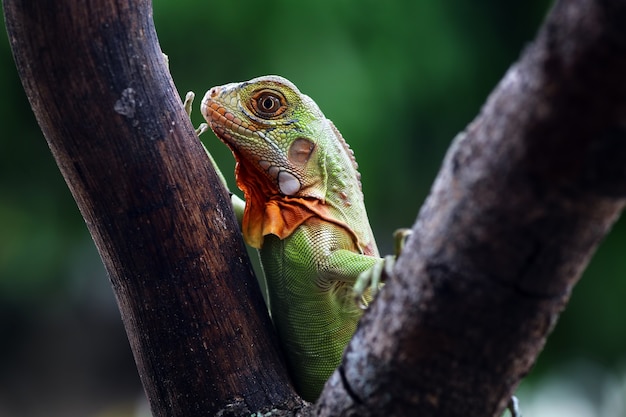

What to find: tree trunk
left=315, top=0, right=626, bottom=415
left=3, top=1, right=303, bottom=416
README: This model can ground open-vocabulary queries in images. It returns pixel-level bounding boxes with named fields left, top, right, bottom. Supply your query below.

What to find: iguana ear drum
left=288, top=138, right=315, bottom=165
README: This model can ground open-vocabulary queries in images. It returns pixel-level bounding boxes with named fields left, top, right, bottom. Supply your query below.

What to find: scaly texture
left=201, top=76, right=382, bottom=401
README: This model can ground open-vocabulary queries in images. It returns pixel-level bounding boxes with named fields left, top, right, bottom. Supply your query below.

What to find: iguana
left=185, top=75, right=388, bottom=401
left=185, top=76, right=521, bottom=416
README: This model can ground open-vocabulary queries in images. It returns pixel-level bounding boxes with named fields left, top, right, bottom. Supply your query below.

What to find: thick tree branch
left=3, top=1, right=303, bottom=416
left=316, top=0, right=626, bottom=415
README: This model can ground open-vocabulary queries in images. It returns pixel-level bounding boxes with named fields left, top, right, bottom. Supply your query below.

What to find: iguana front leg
left=353, top=228, right=413, bottom=303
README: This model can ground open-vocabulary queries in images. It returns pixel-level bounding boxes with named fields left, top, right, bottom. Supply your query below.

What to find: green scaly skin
left=196, top=76, right=385, bottom=401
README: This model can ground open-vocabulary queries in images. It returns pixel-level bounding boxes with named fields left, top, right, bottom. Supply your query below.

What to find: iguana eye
left=251, top=89, right=287, bottom=119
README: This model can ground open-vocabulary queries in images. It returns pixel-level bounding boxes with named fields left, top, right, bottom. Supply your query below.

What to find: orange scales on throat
left=231, top=148, right=362, bottom=251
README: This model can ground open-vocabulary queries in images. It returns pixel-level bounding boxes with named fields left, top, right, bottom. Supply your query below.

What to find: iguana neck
left=234, top=144, right=377, bottom=256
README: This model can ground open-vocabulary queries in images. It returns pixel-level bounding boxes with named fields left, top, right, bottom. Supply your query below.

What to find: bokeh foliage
left=1, top=0, right=624, bottom=414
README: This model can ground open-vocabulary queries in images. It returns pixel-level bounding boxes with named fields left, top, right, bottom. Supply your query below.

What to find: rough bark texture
left=3, top=1, right=304, bottom=416
left=315, top=0, right=626, bottom=416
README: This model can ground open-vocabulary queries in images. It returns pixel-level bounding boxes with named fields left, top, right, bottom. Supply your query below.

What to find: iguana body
left=199, top=76, right=383, bottom=401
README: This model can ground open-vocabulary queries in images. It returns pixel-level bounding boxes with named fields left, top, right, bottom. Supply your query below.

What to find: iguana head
left=201, top=75, right=332, bottom=200
left=200, top=75, right=372, bottom=252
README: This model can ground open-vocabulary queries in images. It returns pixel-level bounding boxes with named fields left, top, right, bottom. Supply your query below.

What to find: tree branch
left=3, top=1, right=303, bottom=416
left=316, top=0, right=626, bottom=415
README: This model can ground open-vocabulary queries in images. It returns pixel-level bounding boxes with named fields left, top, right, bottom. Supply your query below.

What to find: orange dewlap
left=233, top=151, right=365, bottom=252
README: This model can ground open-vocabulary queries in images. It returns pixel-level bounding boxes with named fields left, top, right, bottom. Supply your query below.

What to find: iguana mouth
left=201, top=93, right=257, bottom=136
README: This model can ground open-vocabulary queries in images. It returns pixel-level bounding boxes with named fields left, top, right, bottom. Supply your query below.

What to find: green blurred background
left=1, top=1, right=625, bottom=416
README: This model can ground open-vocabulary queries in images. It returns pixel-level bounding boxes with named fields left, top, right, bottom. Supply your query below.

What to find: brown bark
left=3, top=1, right=303, bottom=416
left=315, top=0, right=626, bottom=416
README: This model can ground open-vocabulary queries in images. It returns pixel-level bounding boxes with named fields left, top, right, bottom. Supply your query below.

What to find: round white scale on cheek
left=278, top=171, right=301, bottom=195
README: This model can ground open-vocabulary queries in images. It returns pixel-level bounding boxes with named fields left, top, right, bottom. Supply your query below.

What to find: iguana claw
left=353, top=255, right=393, bottom=308
left=393, top=228, right=412, bottom=257
left=353, top=228, right=413, bottom=308
left=184, top=91, right=194, bottom=116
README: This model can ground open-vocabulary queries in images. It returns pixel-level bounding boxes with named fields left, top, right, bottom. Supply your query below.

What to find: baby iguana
left=186, top=76, right=520, bottom=416
left=186, top=76, right=396, bottom=401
